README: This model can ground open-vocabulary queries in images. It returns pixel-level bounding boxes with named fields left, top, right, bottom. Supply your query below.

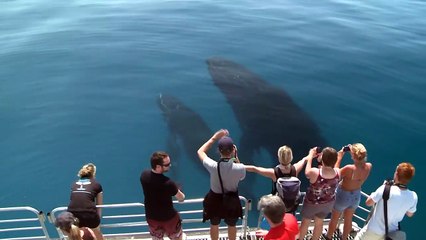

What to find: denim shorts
left=333, top=187, right=361, bottom=212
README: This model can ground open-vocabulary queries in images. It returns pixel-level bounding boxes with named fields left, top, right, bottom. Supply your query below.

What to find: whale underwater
left=206, top=57, right=328, bottom=162
left=157, top=57, right=327, bottom=197
left=157, top=93, right=214, bottom=170
left=206, top=57, right=328, bottom=189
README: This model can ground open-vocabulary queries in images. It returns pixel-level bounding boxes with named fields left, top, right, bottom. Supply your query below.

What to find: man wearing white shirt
left=197, top=129, right=246, bottom=240
left=355, top=162, right=417, bottom=240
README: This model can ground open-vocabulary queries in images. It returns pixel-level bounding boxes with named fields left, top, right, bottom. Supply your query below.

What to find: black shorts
left=70, top=211, right=101, bottom=228
left=202, top=190, right=242, bottom=226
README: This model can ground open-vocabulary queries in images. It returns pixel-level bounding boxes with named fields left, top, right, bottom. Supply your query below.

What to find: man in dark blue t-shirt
left=140, top=151, right=186, bottom=240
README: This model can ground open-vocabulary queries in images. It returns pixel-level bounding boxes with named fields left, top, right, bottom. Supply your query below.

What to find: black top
left=68, top=178, right=102, bottom=213
left=140, top=170, right=179, bottom=221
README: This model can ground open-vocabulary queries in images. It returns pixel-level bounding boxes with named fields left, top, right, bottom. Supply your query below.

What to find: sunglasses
left=162, top=162, right=171, bottom=167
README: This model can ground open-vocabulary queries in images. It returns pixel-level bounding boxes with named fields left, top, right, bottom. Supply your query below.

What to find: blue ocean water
left=1, top=0, right=425, bottom=238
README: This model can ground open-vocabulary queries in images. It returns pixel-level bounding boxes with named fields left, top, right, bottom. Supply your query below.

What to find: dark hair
left=150, top=151, right=169, bottom=169
left=321, top=147, right=337, bottom=167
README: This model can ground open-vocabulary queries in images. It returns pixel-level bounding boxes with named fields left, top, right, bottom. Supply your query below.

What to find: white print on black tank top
left=74, top=179, right=92, bottom=193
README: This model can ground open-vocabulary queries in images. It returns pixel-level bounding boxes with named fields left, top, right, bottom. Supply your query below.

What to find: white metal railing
left=1, top=192, right=371, bottom=240
left=48, top=196, right=252, bottom=239
left=0, top=206, right=51, bottom=240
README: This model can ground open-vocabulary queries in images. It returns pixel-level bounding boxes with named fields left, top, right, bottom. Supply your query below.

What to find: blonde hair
left=68, top=224, right=82, bottom=240
left=351, top=143, right=367, bottom=162
left=277, top=145, right=293, bottom=166
left=78, top=163, right=96, bottom=178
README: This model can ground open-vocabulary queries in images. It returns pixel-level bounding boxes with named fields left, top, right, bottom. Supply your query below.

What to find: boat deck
left=0, top=193, right=370, bottom=240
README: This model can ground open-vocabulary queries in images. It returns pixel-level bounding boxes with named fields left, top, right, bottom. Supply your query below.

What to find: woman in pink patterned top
left=298, top=147, right=340, bottom=240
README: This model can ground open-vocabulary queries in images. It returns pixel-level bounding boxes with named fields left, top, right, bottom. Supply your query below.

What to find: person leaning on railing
left=67, top=163, right=104, bottom=240
left=354, top=162, right=417, bottom=240
left=55, top=211, right=97, bottom=240
left=140, top=151, right=186, bottom=240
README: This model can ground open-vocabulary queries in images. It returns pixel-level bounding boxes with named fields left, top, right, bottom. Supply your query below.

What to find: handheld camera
left=316, top=147, right=322, bottom=154
left=343, top=145, right=351, bottom=152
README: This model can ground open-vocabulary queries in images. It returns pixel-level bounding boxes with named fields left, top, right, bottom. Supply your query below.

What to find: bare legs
left=210, top=224, right=236, bottom=240
left=210, top=224, right=219, bottom=240
left=299, top=218, right=310, bottom=240
left=228, top=226, right=237, bottom=240
left=312, top=217, right=324, bottom=240
left=326, top=209, right=342, bottom=239
left=326, top=208, right=355, bottom=240
left=299, top=217, right=325, bottom=240
left=342, top=208, right=355, bottom=240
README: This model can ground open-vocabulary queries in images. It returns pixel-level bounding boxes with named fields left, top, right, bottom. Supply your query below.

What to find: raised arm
left=293, top=157, right=308, bottom=176
left=197, top=129, right=229, bottom=162
left=334, top=147, right=345, bottom=168
left=304, top=148, right=317, bottom=179
left=245, top=165, right=275, bottom=180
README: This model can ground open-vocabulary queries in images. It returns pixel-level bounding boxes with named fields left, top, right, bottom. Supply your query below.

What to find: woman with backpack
left=245, top=145, right=308, bottom=213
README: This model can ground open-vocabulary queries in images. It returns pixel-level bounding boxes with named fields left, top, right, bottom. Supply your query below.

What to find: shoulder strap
left=275, top=165, right=296, bottom=178
left=217, top=159, right=225, bottom=194
left=289, top=165, right=296, bottom=177
left=383, top=183, right=392, bottom=237
left=271, top=166, right=280, bottom=194
left=274, top=166, right=282, bottom=178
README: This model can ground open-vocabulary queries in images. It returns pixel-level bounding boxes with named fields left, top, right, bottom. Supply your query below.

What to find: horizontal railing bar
left=0, top=237, right=47, bottom=240
left=0, top=226, right=42, bottom=232
left=102, top=214, right=145, bottom=219
left=0, top=218, right=40, bottom=224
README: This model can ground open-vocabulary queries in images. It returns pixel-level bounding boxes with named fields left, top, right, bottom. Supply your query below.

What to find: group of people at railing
left=55, top=128, right=417, bottom=240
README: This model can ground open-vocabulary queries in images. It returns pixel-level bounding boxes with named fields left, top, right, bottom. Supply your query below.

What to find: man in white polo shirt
left=355, top=162, right=417, bottom=240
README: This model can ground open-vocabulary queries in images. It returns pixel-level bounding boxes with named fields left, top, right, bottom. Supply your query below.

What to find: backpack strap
left=271, top=166, right=281, bottom=194
left=217, top=159, right=227, bottom=194
left=383, top=182, right=392, bottom=238
left=272, top=165, right=296, bottom=194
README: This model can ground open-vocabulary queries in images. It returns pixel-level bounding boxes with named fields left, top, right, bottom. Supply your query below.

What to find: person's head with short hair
left=54, top=211, right=82, bottom=240
left=217, top=136, right=235, bottom=157
left=395, top=162, right=415, bottom=185
left=78, top=163, right=96, bottom=178
left=258, top=194, right=285, bottom=225
left=150, top=151, right=171, bottom=173
left=321, top=147, right=338, bottom=167
left=350, top=143, right=367, bottom=162
left=277, top=145, right=293, bottom=166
